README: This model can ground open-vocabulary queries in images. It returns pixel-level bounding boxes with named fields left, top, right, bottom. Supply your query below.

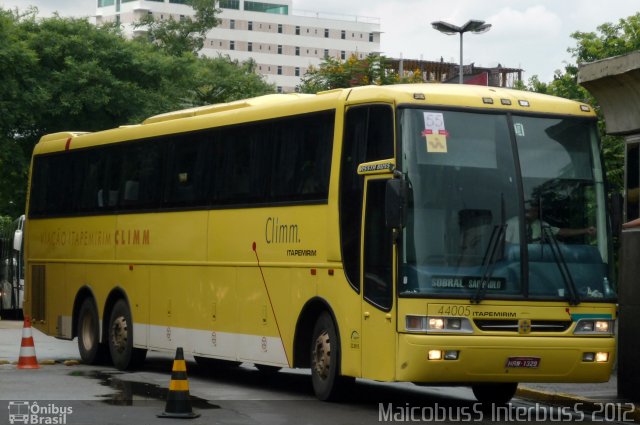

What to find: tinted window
left=164, top=135, right=209, bottom=208
left=29, top=110, right=335, bottom=217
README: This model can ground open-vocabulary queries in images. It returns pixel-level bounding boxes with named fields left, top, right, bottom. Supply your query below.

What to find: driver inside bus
left=505, top=201, right=596, bottom=244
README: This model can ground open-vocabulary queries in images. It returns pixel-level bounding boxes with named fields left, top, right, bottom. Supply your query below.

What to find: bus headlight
left=427, top=316, right=472, bottom=333
left=574, top=319, right=614, bottom=335
left=406, top=315, right=427, bottom=332
left=405, top=316, right=473, bottom=333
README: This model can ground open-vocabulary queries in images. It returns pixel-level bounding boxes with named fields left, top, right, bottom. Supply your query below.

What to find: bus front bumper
left=397, top=333, right=615, bottom=384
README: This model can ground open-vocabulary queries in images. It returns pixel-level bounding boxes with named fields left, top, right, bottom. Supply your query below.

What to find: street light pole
left=431, top=20, right=491, bottom=84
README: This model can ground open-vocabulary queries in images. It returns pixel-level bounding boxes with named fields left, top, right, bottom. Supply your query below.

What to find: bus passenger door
left=361, top=177, right=396, bottom=381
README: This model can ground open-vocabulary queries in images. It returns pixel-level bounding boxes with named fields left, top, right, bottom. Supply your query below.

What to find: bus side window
left=164, top=135, right=208, bottom=207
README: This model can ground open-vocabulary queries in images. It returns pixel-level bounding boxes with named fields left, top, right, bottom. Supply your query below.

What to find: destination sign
left=431, top=276, right=506, bottom=290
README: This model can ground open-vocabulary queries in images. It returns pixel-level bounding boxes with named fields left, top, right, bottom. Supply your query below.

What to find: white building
left=96, top=0, right=381, bottom=92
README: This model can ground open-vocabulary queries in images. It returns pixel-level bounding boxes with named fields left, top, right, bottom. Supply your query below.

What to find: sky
left=2, top=0, right=639, bottom=82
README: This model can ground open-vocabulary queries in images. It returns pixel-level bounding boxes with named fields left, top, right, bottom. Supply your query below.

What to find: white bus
left=1, top=215, right=25, bottom=319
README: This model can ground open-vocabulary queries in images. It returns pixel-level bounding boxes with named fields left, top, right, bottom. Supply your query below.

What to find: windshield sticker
left=514, top=122, right=525, bottom=137
left=423, top=112, right=448, bottom=153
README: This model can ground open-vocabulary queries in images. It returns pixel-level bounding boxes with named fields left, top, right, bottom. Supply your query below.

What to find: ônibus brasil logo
left=8, top=401, right=73, bottom=424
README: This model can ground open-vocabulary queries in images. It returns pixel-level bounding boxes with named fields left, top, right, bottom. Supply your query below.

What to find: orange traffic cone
left=158, top=347, right=199, bottom=419
left=17, top=316, right=39, bottom=369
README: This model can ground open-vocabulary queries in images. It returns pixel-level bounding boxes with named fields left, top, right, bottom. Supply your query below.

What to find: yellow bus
left=25, top=84, right=616, bottom=403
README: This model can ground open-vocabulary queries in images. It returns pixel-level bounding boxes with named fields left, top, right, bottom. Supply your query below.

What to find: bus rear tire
left=77, top=298, right=106, bottom=364
left=471, top=383, right=518, bottom=404
left=310, top=312, right=353, bottom=401
left=108, top=299, right=146, bottom=370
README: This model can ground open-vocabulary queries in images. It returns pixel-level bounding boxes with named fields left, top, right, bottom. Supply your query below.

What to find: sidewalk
left=518, top=374, right=640, bottom=421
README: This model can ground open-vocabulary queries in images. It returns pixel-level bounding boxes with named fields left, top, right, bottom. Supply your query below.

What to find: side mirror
left=13, top=229, right=23, bottom=252
left=385, top=179, right=408, bottom=229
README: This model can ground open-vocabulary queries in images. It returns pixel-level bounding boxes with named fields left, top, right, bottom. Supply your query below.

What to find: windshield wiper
left=471, top=224, right=506, bottom=304
left=541, top=224, right=580, bottom=305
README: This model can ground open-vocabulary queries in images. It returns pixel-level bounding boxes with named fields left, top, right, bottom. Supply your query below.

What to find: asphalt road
left=0, top=322, right=632, bottom=425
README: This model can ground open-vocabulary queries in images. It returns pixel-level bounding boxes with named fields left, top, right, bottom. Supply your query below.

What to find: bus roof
left=34, top=84, right=595, bottom=155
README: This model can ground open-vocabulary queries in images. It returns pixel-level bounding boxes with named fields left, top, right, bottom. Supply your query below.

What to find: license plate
left=505, top=357, right=540, bottom=368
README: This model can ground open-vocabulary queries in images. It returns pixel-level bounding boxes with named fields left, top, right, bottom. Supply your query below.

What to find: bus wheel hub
left=111, top=316, right=128, bottom=353
left=313, top=331, right=331, bottom=379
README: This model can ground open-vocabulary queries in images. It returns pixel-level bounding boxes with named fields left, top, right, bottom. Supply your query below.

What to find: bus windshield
left=398, top=108, right=614, bottom=303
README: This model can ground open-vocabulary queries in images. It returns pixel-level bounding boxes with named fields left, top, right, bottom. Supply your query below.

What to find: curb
left=518, top=386, right=640, bottom=422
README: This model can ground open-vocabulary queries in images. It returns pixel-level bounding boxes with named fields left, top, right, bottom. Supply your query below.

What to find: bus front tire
left=310, top=312, right=353, bottom=401
left=77, top=298, right=105, bottom=364
left=471, top=383, right=518, bottom=404
left=108, top=299, right=146, bottom=370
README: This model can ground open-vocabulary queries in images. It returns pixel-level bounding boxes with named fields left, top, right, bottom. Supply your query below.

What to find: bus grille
left=473, top=320, right=571, bottom=332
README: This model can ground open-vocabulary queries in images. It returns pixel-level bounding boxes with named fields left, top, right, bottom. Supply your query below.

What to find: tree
left=133, top=0, right=220, bottom=56
left=298, top=53, right=423, bottom=93
left=187, top=57, right=275, bottom=105
left=518, top=13, right=640, bottom=194
left=0, top=8, right=273, bottom=218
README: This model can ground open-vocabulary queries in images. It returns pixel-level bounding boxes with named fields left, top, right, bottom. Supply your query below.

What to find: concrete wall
left=579, top=50, right=640, bottom=135
left=579, top=50, right=640, bottom=402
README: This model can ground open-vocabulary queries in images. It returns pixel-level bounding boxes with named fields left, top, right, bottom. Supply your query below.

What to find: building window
left=219, top=0, right=240, bottom=9
left=278, top=24, right=283, bottom=33
left=369, top=33, right=374, bottom=42
left=278, top=45, right=282, bottom=54
left=341, top=50, right=345, bottom=60
left=295, top=46, right=300, bottom=56
left=248, top=42, right=253, bottom=52
left=248, top=21, right=253, bottom=30
left=277, top=86, right=283, bottom=93
left=295, top=67, right=300, bottom=77
left=295, top=26, right=300, bottom=35
left=277, top=66, right=282, bottom=75
left=341, top=30, right=345, bottom=39
left=244, top=1, right=289, bottom=15
left=230, top=19, right=235, bottom=29
left=324, top=28, right=329, bottom=38
left=324, top=49, right=329, bottom=59
left=230, top=41, right=235, bottom=50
